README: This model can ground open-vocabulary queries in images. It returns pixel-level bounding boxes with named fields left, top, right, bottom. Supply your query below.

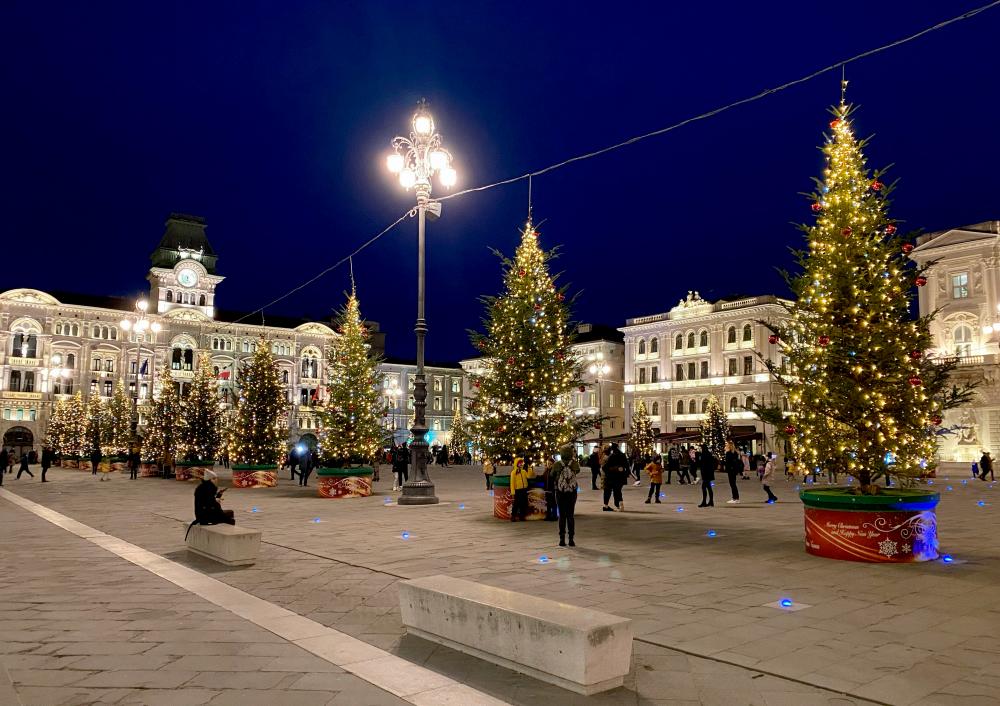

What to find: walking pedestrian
left=697, top=444, right=716, bottom=507
left=552, top=444, right=579, bottom=546
left=90, top=447, right=102, bottom=477
left=483, top=457, right=495, bottom=490
left=41, top=446, right=53, bottom=483
left=666, top=445, right=680, bottom=484
left=7, top=448, right=16, bottom=474
left=543, top=456, right=558, bottom=521
left=601, top=443, right=628, bottom=512
left=724, top=441, right=741, bottom=504
left=510, top=457, right=533, bottom=521
left=128, top=447, right=140, bottom=480
left=741, top=450, right=751, bottom=480
left=644, top=455, right=663, bottom=504
left=677, top=446, right=692, bottom=484
left=979, top=451, right=994, bottom=481
left=392, top=443, right=408, bottom=491
left=0, top=449, right=8, bottom=482
left=629, top=450, right=643, bottom=486
left=688, top=446, right=699, bottom=483
left=587, top=449, right=601, bottom=490
left=16, top=453, right=33, bottom=479
left=762, top=452, right=778, bottom=503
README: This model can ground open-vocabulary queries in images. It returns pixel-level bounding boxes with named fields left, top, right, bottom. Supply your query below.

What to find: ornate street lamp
left=120, top=299, right=161, bottom=443
left=386, top=379, right=401, bottom=444
left=386, top=100, right=457, bottom=505
left=588, top=353, right=611, bottom=452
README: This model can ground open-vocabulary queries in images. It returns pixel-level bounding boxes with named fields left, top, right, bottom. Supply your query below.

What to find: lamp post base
left=398, top=480, right=439, bottom=505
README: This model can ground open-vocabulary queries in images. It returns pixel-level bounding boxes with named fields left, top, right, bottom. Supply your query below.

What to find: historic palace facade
left=0, top=214, right=339, bottom=455
left=620, top=292, right=790, bottom=453
left=910, top=220, right=1000, bottom=468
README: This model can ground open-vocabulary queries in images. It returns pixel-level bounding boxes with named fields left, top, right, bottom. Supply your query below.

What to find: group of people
left=508, top=444, right=580, bottom=546
left=0, top=446, right=57, bottom=484
left=283, top=446, right=320, bottom=486
left=974, top=450, right=996, bottom=481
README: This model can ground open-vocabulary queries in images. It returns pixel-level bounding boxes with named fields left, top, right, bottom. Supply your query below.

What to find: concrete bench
left=398, top=574, right=632, bottom=695
left=185, top=524, right=261, bottom=566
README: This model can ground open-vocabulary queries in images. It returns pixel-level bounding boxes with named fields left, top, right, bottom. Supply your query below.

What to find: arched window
left=213, top=366, right=220, bottom=378
left=110, top=328, right=117, bottom=340
left=9, top=370, right=21, bottom=392
left=651, top=401, right=659, bottom=416
left=729, top=397, right=738, bottom=412
left=699, top=330, right=708, bottom=347
left=674, top=334, right=683, bottom=350
left=12, top=333, right=38, bottom=358
left=743, top=324, right=753, bottom=342
left=66, top=354, right=75, bottom=369
left=171, top=348, right=182, bottom=370
left=282, top=370, right=289, bottom=384
left=199, top=294, right=206, bottom=306
left=954, top=325, right=973, bottom=357
left=676, top=400, right=684, bottom=415
left=688, top=399, right=696, bottom=415
left=637, top=339, right=646, bottom=355
left=166, top=290, right=173, bottom=303
left=55, top=323, right=63, bottom=335
left=72, top=324, right=79, bottom=336
left=745, top=395, right=755, bottom=410
left=701, top=399, right=709, bottom=413
left=782, top=396, right=790, bottom=412
left=727, top=326, right=736, bottom=344
left=650, top=338, right=658, bottom=354
left=183, top=349, right=194, bottom=371
left=687, top=332, right=695, bottom=348
left=23, top=372, right=35, bottom=393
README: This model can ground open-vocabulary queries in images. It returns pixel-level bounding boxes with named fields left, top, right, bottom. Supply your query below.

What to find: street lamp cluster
left=385, top=100, right=458, bottom=506
left=119, top=299, right=161, bottom=442
left=587, top=352, right=610, bottom=450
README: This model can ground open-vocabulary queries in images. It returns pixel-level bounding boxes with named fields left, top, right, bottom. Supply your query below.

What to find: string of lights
left=228, top=0, right=1000, bottom=323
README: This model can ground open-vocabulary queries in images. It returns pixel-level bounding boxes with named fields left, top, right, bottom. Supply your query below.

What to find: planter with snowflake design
left=800, top=488, right=940, bottom=562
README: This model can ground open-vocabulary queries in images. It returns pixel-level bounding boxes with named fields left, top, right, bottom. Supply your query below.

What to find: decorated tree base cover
left=110, top=458, right=127, bottom=473
left=139, top=462, right=159, bottom=478
left=801, top=488, right=940, bottom=562
left=175, top=462, right=211, bottom=482
left=491, top=476, right=547, bottom=520
left=316, top=468, right=374, bottom=499
left=232, top=465, right=278, bottom=488
left=62, top=457, right=79, bottom=469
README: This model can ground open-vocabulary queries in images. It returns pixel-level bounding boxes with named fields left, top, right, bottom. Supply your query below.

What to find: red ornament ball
left=910, top=350, right=923, bottom=360
left=784, top=424, right=797, bottom=436
left=506, top=357, right=515, bottom=365
left=473, top=381, right=481, bottom=389
left=902, top=243, right=914, bottom=255
left=871, top=180, right=884, bottom=191
left=915, top=276, right=927, bottom=287
left=818, top=335, right=831, bottom=346
left=534, top=304, right=542, bottom=311
left=886, top=224, right=897, bottom=235
left=594, top=423, right=602, bottom=430
left=555, top=352, right=564, bottom=360
left=931, top=415, right=943, bottom=426
left=518, top=269, right=526, bottom=277
left=515, top=380, right=524, bottom=388
left=829, top=118, right=841, bottom=129
left=498, top=426, right=506, bottom=433
left=811, top=202, right=823, bottom=213
left=557, top=293, right=565, bottom=302
left=841, top=227, right=853, bottom=237
left=578, top=385, right=586, bottom=393
left=768, top=334, right=779, bottom=345
left=909, top=376, right=923, bottom=387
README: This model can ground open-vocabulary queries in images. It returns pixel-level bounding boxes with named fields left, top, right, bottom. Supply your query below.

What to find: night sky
left=3, top=2, right=999, bottom=362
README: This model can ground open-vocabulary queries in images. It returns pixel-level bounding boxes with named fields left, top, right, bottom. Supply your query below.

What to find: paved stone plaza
left=1, top=465, right=998, bottom=705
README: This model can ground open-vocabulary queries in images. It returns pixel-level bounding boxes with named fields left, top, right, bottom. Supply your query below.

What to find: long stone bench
left=185, top=524, right=261, bottom=566
left=398, top=574, right=632, bottom=695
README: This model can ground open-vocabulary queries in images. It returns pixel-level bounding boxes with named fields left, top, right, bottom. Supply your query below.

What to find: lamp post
left=588, top=353, right=610, bottom=453
left=386, top=379, right=401, bottom=445
left=386, top=100, right=457, bottom=506
left=119, top=299, right=161, bottom=444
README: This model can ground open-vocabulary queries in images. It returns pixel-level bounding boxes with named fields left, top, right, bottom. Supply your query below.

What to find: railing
left=934, top=354, right=993, bottom=366
left=1, top=391, right=42, bottom=400
left=718, top=297, right=759, bottom=310
left=8, top=356, right=40, bottom=367
left=627, top=313, right=667, bottom=325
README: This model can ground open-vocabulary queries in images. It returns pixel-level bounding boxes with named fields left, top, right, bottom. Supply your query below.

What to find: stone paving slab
left=10, top=465, right=997, bottom=703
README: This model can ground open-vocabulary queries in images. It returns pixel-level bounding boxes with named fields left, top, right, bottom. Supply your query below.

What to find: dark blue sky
left=3, top=1, right=999, bottom=361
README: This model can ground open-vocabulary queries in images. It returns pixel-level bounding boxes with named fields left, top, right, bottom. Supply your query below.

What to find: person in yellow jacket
left=510, top=457, right=535, bottom=521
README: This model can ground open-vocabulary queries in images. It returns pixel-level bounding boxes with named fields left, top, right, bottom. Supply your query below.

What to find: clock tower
left=147, top=213, right=225, bottom=319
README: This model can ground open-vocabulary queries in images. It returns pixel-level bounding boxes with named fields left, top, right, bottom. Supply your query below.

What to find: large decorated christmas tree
left=318, top=291, right=385, bottom=466
left=758, top=100, right=972, bottom=492
left=449, top=406, right=471, bottom=455
left=629, top=400, right=655, bottom=457
left=700, top=394, right=730, bottom=458
left=181, top=353, right=223, bottom=462
left=84, top=395, right=109, bottom=455
left=144, top=367, right=183, bottom=464
left=231, top=340, right=286, bottom=466
left=107, top=381, right=132, bottom=456
left=64, top=391, right=88, bottom=458
left=468, top=220, right=590, bottom=464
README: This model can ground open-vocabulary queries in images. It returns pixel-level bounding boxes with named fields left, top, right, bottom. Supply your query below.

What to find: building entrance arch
left=3, top=426, right=34, bottom=458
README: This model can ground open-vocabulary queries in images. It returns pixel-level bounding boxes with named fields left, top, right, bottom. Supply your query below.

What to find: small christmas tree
left=84, top=395, right=109, bottom=455
left=318, top=291, right=385, bottom=466
left=469, top=220, right=591, bottom=464
left=107, top=380, right=132, bottom=456
left=181, top=353, right=223, bottom=462
left=700, top=394, right=730, bottom=458
left=758, top=100, right=973, bottom=491
left=144, top=367, right=183, bottom=464
left=449, top=406, right=471, bottom=454
left=629, top=400, right=655, bottom=457
left=64, top=391, right=88, bottom=457
left=231, top=340, right=286, bottom=466
left=46, top=398, right=67, bottom=454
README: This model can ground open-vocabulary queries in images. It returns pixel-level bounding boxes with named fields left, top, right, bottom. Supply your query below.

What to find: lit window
left=650, top=338, right=658, bottom=354
left=951, top=273, right=969, bottom=299
left=637, top=339, right=646, bottom=355
left=743, top=324, right=753, bottom=342
left=727, top=326, right=736, bottom=344
left=638, top=368, right=646, bottom=384
left=651, top=402, right=659, bottom=416
left=699, top=330, right=708, bottom=347
left=729, top=397, right=738, bottom=412
left=674, top=334, right=683, bottom=350
left=954, top=325, right=973, bottom=357
left=701, top=399, right=709, bottom=413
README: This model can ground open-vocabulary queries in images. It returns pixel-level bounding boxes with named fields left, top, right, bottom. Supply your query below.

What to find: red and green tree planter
left=316, top=467, right=374, bottom=498
left=139, top=460, right=159, bottom=477
left=801, top=488, right=940, bottom=562
left=491, top=474, right=547, bottom=520
left=61, top=454, right=81, bottom=470
left=232, top=464, right=278, bottom=488
left=175, top=460, right=212, bottom=482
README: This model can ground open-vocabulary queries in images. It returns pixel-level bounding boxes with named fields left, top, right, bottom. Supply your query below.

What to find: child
left=644, top=456, right=664, bottom=504
left=762, top=452, right=778, bottom=503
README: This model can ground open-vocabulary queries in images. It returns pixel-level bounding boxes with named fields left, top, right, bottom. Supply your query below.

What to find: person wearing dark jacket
left=194, top=471, right=235, bottom=526
left=979, top=451, right=994, bottom=481
left=602, top=444, right=628, bottom=512
left=17, top=453, right=34, bottom=479
left=90, top=447, right=102, bottom=475
left=392, top=443, right=409, bottom=491
left=723, top=441, right=742, bottom=503
left=0, top=449, right=7, bottom=485
left=41, top=446, right=54, bottom=482
left=698, top=444, right=716, bottom=508
left=128, top=448, right=140, bottom=480
left=587, top=450, right=601, bottom=490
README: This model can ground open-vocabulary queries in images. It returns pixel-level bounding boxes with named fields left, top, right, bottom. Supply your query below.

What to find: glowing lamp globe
left=399, top=169, right=416, bottom=189
left=439, top=166, right=457, bottom=187
left=429, top=150, right=449, bottom=171
left=413, top=114, right=432, bottom=135
left=386, top=153, right=404, bottom=173
left=137, top=299, right=149, bottom=312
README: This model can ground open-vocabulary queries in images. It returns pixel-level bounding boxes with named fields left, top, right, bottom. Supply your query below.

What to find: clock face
left=177, top=268, right=198, bottom=288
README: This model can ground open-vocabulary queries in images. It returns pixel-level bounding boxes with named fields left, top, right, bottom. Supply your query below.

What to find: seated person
left=194, top=470, right=235, bottom=526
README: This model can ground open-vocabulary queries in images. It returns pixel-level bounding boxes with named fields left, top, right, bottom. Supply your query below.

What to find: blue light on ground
left=401, top=531, right=409, bottom=540
left=312, top=517, right=321, bottom=523
left=962, top=480, right=968, bottom=485
left=977, top=500, right=986, bottom=507
left=707, top=530, right=717, bottom=537
left=489, top=490, right=494, bottom=496
left=779, top=598, right=793, bottom=608
left=384, top=497, right=392, bottom=504
left=942, top=554, right=954, bottom=563
left=676, top=506, right=684, bottom=512
left=251, top=507, right=259, bottom=513
left=947, top=486, right=953, bottom=491
left=458, top=503, right=465, bottom=510
left=539, top=555, right=549, bottom=564
left=659, top=492, right=666, bottom=499
left=927, top=480, right=934, bottom=485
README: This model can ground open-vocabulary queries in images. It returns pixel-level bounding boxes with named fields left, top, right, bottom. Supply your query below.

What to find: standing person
left=510, top=457, right=533, bottom=522
left=483, top=457, right=495, bottom=490
left=552, top=444, right=580, bottom=546
left=601, top=443, right=628, bottom=512
left=7, top=449, right=15, bottom=474
left=90, top=447, right=102, bottom=477
left=677, top=446, right=692, bottom=484
left=697, top=444, right=716, bottom=508
left=0, top=449, right=8, bottom=484
left=762, top=452, right=778, bottom=503
left=666, top=446, right=680, bottom=484
left=644, top=455, right=663, bottom=504
left=724, top=441, right=741, bottom=504
left=16, top=453, right=33, bottom=479
left=741, top=450, right=751, bottom=480
left=543, top=456, right=558, bottom=521
left=128, top=446, right=140, bottom=480
left=392, top=443, right=408, bottom=491
left=688, top=446, right=699, bottom=483
left=629, top=450, right=643, bottom=486
left=979, top=451, right=994, bottom=481
left=587, top=449, right=601, bottom=490
left=41, top=446, right=54, bottom=483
